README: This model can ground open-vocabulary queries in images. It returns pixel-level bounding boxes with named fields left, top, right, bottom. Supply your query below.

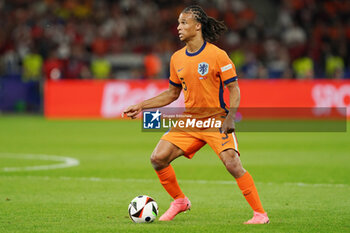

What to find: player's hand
left=123, top=104, right=142, bottom=119
left=221, top=115, right=235, bottom=134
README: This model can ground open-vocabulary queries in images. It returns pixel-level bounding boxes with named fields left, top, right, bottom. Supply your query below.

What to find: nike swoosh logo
left=177, top=67, right=184, bottom=72
left=243, top=191, right=252, bottom=196
left=222, top=141, right=230, bottom=146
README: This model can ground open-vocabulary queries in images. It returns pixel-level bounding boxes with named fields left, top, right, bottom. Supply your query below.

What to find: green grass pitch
left=0, top=116, right=349, bottom=232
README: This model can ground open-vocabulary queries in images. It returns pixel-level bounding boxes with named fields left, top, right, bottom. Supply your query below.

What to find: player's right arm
left=124, top=54, right=183, bottom=119
left=123, top=84, right=182, bottom=119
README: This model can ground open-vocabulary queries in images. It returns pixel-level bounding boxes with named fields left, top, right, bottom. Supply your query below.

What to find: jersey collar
left=186, top=41, right=207, bottom=57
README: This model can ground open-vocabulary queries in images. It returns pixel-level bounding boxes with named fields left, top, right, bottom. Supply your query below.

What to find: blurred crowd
left=0, top=0, right=350, bottom=80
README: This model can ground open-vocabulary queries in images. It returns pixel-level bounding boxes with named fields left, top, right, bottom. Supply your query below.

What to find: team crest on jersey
left=198, top=62, right=209, bottom=76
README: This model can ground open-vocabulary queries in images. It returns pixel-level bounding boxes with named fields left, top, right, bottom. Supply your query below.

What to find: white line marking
left=1, top=153, right=347, bottom=188
left=0, top=175, right=348, bottom=189
left=0, top=153, right=80, bottom=172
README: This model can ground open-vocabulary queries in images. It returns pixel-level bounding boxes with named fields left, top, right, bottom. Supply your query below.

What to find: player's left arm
left=222, top=81, right=240, bottom=134
left=216, top=48, right=240, bottom=134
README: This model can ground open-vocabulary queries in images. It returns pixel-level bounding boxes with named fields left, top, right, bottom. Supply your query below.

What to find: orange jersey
left=169, top=41, right=237, bottom=118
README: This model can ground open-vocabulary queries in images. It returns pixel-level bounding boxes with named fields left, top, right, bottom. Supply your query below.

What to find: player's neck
left=186, top=36, right=205, bottom=53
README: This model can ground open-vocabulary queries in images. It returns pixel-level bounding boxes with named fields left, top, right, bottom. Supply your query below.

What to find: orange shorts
left=161, top=128, right=239, bottom=159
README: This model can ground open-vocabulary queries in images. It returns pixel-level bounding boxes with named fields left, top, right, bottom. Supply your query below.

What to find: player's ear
left=195, top=23, right=202, bottom=31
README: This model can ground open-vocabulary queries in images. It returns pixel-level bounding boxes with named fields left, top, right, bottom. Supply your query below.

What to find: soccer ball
left=128, top=195, right=158, bottom=223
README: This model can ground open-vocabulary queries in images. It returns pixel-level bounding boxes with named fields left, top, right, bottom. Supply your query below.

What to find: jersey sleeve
left=217, top=50, right=237, bottom=85
left=169, top=56, right=182, bottom=87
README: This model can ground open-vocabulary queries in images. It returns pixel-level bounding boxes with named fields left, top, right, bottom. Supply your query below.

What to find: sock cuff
left=235, top=171, right=254, bottom=190
left=155, top=165, right=173, bottom=178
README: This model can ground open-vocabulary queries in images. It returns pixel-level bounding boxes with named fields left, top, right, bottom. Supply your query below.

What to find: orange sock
left=235, top=171, right=265, bottom=213
left=155, top=165, right=185, bottom=200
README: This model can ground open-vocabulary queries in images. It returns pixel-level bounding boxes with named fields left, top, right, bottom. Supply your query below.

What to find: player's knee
left=225, top=156, right=240, bottom=169
left=221, top=150, right=245, bottom=178
left=150, top=152, right=167, bottom=170
left=150, top=153, right=161, bottom=166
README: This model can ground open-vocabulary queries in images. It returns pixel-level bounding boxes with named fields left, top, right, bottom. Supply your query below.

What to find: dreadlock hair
left=182, top=5, right=227, bottom=43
